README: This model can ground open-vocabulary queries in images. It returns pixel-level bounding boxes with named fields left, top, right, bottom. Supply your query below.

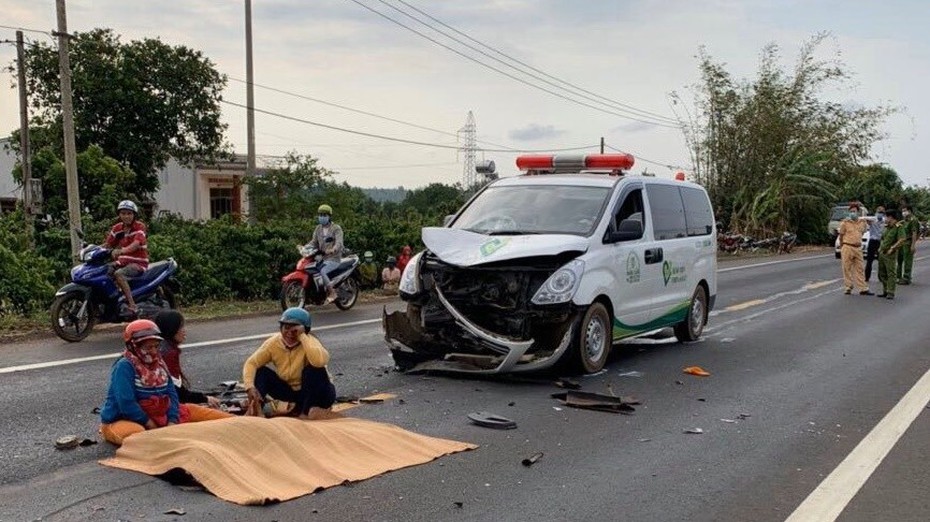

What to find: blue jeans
left=319, top=259, right=340, bottom=289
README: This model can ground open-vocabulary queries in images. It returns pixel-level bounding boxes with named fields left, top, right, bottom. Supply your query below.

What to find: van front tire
left=574, top=303, right=612, bottom=374
left=674, top=286, right=707, bottom=343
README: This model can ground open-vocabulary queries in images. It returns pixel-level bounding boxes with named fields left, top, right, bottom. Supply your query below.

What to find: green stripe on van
left=612, top=300, right=689, bottom=339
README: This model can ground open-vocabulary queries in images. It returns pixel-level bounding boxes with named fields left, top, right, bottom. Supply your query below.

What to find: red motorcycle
left=280, top=245, right=360, bottom=311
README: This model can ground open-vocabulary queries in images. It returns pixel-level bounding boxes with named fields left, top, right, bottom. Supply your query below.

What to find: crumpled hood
left=421, top=227, right=588, bottom=267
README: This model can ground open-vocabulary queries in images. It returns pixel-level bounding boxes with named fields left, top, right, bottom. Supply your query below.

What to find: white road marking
left=785, top=365, right=930, bottom=522
left=718, top=254, right=833, bottom=272
left=0, top=318, right=382, bottom=375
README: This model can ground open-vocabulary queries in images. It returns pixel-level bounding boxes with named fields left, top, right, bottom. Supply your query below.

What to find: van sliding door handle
left=644, top=248, right=663, bottom=264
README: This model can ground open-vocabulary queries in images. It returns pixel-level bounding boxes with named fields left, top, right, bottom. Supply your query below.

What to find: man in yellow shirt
left=242, top=308, right=336, bottom=419
left=837, top=203, right=873, bottom=296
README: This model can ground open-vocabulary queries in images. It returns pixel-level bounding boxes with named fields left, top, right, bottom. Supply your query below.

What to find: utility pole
left=600, top=136, right=605, bottom=154
left=244, top=0, right=256, bottom=177
left=55, top=0, right=83, bottom=262
left=16, top=31, right=34, bottom=245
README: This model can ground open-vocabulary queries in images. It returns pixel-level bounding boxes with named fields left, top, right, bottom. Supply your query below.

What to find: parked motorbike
left=51, top=237, right=180, bottom=342
left=280, top=244, right=360, bottom=311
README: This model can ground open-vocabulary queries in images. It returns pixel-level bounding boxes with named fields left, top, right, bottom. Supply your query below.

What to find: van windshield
left=452, top=185, right=612, bottom=236
left=830, top=207, right=850, bottom=220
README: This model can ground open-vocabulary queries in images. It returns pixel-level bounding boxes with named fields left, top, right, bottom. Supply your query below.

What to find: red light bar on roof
left=516, top=153, right=635, bottom=173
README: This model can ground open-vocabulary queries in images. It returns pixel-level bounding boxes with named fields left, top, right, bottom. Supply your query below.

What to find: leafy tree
left=839, top=164, right=903, bottom=209
left=244, top=152, right=335, bottom=222
left=14, top=28, right=229, bottom=198
left=13, top=144, right=136, bottom=222
left=675, top=33, right=898, bottom=241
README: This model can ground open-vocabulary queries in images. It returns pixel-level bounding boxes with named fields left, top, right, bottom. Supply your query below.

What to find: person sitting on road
left=396, top=245, right=412, bottom=274
left=381, top=256, right=402, bottom=295
left=241, top=308, right=337, bottom=420
left=104, top=200, right=149, bottom=315
left=307, top=204, right=344, bottom=303
left=154, top=310, right=227, bottom=409
left=358, top=250, right=380, bottom=290
left=99, top=320, right=233, bottom=446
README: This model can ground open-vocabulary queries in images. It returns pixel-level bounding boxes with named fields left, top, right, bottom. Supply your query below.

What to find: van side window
left=680, top=187, right=714, bottom=236
left=613, top=188, right=645, bottom=230
left=646, top=184, right=687, bottom=240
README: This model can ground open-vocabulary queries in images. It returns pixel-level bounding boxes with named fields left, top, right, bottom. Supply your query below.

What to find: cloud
left=508, top=124, right=566, bottom=141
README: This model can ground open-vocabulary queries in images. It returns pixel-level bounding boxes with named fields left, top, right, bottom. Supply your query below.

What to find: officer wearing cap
left=242, top=308, right=336, bottom=419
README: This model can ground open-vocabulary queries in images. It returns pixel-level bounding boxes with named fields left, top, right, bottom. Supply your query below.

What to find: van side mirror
left=607, top=218, right=643, bottom=242
left=443, top=214, right=455, bottom=227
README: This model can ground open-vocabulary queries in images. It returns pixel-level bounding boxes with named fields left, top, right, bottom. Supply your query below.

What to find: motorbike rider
left=307, top=204, right=344, bottom=303
left=358, top=250, right=380, bottom=289
left=105, top=200, right=149, bottom=315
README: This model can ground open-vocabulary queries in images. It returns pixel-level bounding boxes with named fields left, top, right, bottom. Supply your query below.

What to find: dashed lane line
left=0, top=318, right=382, bottom=375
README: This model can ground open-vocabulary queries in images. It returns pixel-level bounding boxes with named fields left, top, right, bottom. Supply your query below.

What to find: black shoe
left=877, top=293, right=888, bottom=298
left=859, top=290, right=874, bottom=296
left=844, top=288, right=852, bottom=295
left=886, top=294, right=895, bottom=300
left=897, top=279, right=910, bottom=285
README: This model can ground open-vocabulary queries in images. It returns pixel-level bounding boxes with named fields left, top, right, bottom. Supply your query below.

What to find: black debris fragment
left=467, top=412, right=517, bottom=430
left=551, top=391, right=639, bottom=414
left=522, top=452, right=544, bottom=467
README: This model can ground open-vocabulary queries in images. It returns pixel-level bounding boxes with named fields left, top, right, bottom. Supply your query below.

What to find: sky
left=0, top=0, right=927, bottom=189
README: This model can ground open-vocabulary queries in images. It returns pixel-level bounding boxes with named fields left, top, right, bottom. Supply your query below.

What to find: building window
left=0, top=198, right=17, bottom=214
left=210, top=187, right=233, bottom=219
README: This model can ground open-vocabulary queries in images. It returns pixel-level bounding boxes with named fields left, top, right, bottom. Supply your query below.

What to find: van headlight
left=532, top=260, right=585, bottom=305
left=399, top=252, right=424, bottom=294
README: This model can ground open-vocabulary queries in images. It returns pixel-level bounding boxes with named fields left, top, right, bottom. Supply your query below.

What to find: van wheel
left=674, top=286, right=707, bottom=343
left=574, top=303, right=612, bottom=374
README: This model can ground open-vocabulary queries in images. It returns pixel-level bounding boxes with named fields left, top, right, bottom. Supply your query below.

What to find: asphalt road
left=2, top=250, right=930, bottom=521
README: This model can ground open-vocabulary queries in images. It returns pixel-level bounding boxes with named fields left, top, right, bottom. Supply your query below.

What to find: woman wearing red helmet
left=99, top=319, right=232, bottom=446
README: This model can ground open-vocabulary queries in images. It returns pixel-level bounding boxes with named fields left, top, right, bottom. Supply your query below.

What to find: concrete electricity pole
left=245, top=0, right=256, bottom=177
left=55, top=0, right=83, bottom=261
left=15, top=31, right=34, bottom=245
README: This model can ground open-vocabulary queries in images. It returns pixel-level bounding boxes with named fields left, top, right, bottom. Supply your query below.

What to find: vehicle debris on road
left=467, top=411, right=517, bottom=430
left=551, top=390, right=639, bottom=414
left=683, top=366, right=711, bottom=377
left=54, top=435, right=97, bottom=450
left=684, top=428, right=704, bottom=434
left=522, top=452, right=544, bottom=466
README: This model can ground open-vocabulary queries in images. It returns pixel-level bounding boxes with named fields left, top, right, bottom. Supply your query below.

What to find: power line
left=0, top=24, right=52, bottom=37
left=383, top=0, right=679, bottom=125
left=227, top=76, right=517, bottom=150
left=222, top=99, right=597, bottom=153
left=605, top=143, right=685, bottom=170
left=346, top=0, right=681, bottom=129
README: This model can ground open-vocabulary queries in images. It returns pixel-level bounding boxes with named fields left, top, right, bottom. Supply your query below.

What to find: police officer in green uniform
left=878, top=209, right=908, bottom=299
left=897, top=204, right=919, bottom=285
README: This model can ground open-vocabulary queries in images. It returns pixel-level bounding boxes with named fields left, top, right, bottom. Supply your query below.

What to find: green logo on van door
left=662, top=260, right=687, bottom=286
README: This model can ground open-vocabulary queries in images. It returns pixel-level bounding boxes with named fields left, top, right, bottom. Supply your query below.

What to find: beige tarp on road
left=100, top=416, right=476, bottom=505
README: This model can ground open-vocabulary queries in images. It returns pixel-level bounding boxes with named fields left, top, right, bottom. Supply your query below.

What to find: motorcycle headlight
left=532, top=259, right=585, bottom=305
left=80, top=245, right=96, bottom=262
left=399, top=252, right=424, bottom=295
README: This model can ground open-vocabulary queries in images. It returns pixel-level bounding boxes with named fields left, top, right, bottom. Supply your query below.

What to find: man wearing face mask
left=837, top=203, right=872, bottom=295
left=308, top=204, right=344, bottom=303
left=864, top=206, right=885, bottom=283
left=878, top=209, right=908, bottom=299
left=897, top=204, right=919, bottom=285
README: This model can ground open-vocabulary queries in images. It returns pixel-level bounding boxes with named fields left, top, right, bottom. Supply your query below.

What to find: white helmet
left=117, top=200, right=138, bottom=214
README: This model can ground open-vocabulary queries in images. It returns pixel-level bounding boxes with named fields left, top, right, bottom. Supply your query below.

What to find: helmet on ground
left=317, top=204, right=333, bottom=215
left=124, top=319, right=163, bottom=345
left=279, top=307, right=312, bottom=330
left=387, top=256, right=397, bottom=265
left=117, top=200, right=138, bottom=214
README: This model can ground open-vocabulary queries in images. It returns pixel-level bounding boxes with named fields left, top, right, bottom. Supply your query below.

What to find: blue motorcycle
left=51, top=241, right=180, bottom=342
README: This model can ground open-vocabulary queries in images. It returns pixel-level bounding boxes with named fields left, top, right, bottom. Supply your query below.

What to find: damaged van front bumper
left=382, top=255, right=580, bottom=374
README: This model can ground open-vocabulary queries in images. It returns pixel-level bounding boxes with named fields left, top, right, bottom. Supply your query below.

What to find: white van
left=383, top=154, right=717, bottom=374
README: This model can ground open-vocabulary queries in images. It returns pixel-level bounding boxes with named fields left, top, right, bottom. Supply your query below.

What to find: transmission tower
left=458, top=111, right=477, bottom=188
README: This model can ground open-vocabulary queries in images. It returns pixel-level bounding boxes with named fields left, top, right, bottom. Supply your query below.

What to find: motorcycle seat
left=131, top=260, right=172, bottom=280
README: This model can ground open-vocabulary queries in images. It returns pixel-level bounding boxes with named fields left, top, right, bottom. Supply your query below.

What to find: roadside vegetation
left=1, top=29, right=926, bottom=332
